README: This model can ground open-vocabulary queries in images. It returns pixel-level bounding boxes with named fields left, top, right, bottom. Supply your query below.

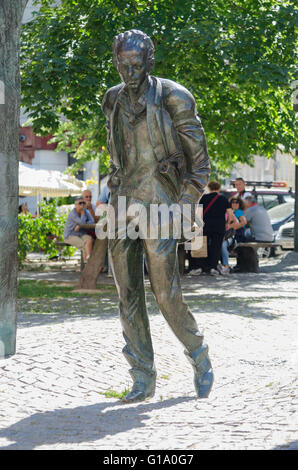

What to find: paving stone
left=0, top=253, right=297, bottom=449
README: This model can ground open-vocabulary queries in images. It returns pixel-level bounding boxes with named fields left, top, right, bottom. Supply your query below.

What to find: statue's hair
left=113, top=29, right=155, bottom=71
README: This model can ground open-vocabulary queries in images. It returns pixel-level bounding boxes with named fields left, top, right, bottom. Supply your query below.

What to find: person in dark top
left=189, top=180, right=233, bottom=275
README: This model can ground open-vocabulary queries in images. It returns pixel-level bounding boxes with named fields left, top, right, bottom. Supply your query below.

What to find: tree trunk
left=294, top=157, right=298, bottom=252
left=0, top=0, right=28, bottom=358
left=78, top=238, right=108, bottom=290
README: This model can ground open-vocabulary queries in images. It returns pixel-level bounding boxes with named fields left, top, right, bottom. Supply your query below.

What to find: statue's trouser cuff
left=109, top=235, right=205, bottom=386
left=123, top=344, right=157, bottom=383
left=184, top=344, right=212, bottom=377
left=184, top=344, right=213, bottom=398
left=127, top=366, right=156, bottom=395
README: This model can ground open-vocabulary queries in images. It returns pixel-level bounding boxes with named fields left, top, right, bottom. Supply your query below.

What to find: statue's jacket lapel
left=109, top=76, right=185, bottom=199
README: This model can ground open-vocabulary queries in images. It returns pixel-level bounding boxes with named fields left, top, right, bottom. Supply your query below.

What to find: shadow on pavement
left=186, top=293, right=289, bottom=320
left=16, top=290, right=284, bottom=330
left=183, top=271, right=298, bottom=295
left=273, top=440, right=298, bottom=450
left=16, top=252, right=297, bottom=329
left=17, top=285, right=290, bottom=331
left=183, top=251, right=298, bottom=293
left=0, top=396, right=195, bottom=450
left=17, top=312, right=116, bottom=329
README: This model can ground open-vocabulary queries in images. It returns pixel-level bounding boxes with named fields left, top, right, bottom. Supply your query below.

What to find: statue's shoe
left=121, top=389, right=154, bottom=404
left=121, top=381, right=155, bottom=404
left=194, top=368, right=214, bottom=398
left=185, top=344, right=214, bottom=399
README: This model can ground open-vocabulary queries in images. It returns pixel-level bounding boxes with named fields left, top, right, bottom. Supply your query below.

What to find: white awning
left=19, top=162, right=87, bottom=197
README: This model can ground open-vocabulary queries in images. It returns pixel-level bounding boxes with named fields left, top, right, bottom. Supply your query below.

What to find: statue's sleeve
left=101, top=89, right=118, bottom=174
left=101, top=90, right=112, bottom=156
left=165, top=87, right=211, bottom=204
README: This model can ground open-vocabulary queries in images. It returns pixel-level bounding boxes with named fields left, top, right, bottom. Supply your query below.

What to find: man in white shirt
left=83, top=189, right=99, bottom=222
left=235, top=177, right=252, bottom=200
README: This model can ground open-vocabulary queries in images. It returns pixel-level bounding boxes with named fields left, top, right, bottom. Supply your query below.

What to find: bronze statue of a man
left=102, top=29, right=213, bottom=403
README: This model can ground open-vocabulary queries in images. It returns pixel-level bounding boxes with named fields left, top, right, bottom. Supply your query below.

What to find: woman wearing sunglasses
left=220, top=196, right=247, bottom=274
left=63, top=196, right=94, bottom=263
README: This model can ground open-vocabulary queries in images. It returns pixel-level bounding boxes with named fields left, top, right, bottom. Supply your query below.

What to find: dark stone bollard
left=236, top=246, right=259, bottom=273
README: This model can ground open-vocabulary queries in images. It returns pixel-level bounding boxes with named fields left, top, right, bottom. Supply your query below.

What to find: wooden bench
left=233, top=242, right=280, bottom=273
left=56, top=241, right=84, bottom=271
left=56, top=224, right=96, bottom=271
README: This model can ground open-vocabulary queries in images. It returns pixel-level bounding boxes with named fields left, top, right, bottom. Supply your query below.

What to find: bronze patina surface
left=102, top=30, right=213, bottom=402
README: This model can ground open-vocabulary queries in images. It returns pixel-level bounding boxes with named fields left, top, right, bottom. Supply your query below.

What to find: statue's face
left=116, top=46, right=148, bottom=93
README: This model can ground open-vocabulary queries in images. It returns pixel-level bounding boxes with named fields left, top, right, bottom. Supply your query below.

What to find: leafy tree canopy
left=21, top=0, right=297, bottom=175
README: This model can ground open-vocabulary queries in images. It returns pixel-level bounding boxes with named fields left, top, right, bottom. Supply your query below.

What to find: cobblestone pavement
left=1, top=253, right=298, bottom=450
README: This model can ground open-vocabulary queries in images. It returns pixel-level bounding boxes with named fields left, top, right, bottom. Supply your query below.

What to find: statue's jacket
left=102, top=75, right=211, bottom=205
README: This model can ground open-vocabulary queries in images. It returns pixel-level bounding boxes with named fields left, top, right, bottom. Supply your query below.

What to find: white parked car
left=275, top=220, right=294, bottom=250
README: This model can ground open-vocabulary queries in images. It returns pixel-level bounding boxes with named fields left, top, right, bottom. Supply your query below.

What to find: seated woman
left=63, top=196, right=94, bottom=263
left=220, top=196, right=247, bottom=274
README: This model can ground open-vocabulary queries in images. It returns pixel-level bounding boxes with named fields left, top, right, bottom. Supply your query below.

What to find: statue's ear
left=147, top=57, right=155, bottom=73
left=113, top=56, right=119, bottom=70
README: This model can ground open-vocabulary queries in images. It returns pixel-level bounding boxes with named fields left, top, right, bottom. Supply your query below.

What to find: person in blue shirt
left=220, top=196, right=247, bottom=274
left=95, top=185, right=111, bottom=273
left=231, top=197, right=247, bottom=243
left=96, top=185, right=110, bottom=206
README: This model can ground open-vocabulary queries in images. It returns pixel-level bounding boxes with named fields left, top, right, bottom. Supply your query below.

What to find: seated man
left=244, top=196, right=274, bottom=242
left=63, top=196, right=94, bottom=262
left=83, top=189, right=99, bottom=223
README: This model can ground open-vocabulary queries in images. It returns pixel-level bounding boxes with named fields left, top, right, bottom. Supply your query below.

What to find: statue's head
left=113, top=30, right=154, bottom=93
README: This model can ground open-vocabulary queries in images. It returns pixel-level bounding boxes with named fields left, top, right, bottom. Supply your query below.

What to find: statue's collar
left=118, top=77, right=151, bottom=116
left=119, top=77, right=151, bottom=104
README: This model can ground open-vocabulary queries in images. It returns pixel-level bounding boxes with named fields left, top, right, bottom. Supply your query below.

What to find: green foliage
left=21, top=0, right=297, bottom=174
left=17, top=280, right=105, bottom=298
left=18, top=200, right=75, bottom=266
left=48, top=121, right=110, bottom=175
left=18, top=280, right=76, bottom=298
left=49, top=195, right=75, bottom=206
left=99, top=388, right=131, bottom=399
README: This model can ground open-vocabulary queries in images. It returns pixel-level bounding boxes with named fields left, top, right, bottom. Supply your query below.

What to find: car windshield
left=267, top=201, right=294, bottom=221
left=283, top=194, right=295, bottom=203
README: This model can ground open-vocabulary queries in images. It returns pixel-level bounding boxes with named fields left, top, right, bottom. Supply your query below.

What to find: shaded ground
left=0, top=252, right=297, bottom=450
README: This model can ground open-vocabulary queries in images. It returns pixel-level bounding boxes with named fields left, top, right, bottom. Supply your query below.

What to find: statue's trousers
left=109, top=235, right=204, bottom=382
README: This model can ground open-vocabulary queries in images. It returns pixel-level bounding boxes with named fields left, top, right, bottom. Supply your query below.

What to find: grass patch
left=18, top=280, right=115, bottom=299
left=22, top=264, right=47, bottom=272
left=99, top=388, right=130, bottom=399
